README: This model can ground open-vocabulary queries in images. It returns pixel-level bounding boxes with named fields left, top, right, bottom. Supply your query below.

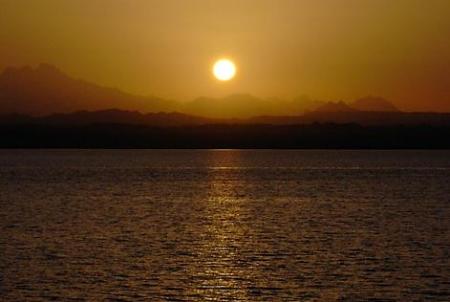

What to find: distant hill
left=301, top=111, right=450, bottom=126
left=182, top=94, right=326, bottom=118
left=315, top=101, right=356, bottom=112
left=0, top=109, right=222, bottom=127
left=183, top=94, right=271, bottom=118
left=351, top=96, right=399, bottom=112
left=313, top=98, right=399, bottom=113
left=0, top=64, right=176, bottom=115
left=1, top=109, right=450, bottom=127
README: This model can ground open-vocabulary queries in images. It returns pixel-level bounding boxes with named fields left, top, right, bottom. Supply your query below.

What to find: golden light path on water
left=187, top=151, right=249, bottom=300
left=183, top=151, right=339, bottom=300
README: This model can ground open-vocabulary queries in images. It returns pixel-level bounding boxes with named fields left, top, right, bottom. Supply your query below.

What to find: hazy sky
left=1, top=0, right=449, bottom=111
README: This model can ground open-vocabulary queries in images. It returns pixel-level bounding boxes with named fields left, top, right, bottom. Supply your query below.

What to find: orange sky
left=1, top=0, right=449, bottom=112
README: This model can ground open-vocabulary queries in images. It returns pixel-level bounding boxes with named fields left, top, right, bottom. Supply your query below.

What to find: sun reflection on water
left=186, top=150, right=252, bottom=300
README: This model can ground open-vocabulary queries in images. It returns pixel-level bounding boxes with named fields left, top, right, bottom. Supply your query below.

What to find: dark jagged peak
left=315, top=101, right=356, bottom=112
left=351, top=96, right=399, bottom=112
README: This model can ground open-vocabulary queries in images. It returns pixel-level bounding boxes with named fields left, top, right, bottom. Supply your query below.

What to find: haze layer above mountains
left=0, top=64, right=400, bottom=118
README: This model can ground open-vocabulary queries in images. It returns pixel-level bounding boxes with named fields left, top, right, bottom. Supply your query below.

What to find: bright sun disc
left=213, top=59, right=236, bottom=81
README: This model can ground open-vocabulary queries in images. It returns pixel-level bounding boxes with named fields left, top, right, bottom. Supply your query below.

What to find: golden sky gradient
left=1, top=0, right=449, bottom=111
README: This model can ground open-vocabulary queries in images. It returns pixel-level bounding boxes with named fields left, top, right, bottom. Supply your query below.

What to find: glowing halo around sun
left=213, top=59, right=236, bottom=81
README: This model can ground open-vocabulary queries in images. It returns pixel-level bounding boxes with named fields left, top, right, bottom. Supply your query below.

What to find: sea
left=0, top=150, right=449, bottom=301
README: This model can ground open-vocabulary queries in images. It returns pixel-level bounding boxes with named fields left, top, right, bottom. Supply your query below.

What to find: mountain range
left=1, top=64, right=449, bottom=126
left=1, top=64, right=399, bottom=116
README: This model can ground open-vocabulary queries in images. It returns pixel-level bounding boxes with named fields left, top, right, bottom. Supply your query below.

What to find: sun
left=213, top=59, right=236, bottom=81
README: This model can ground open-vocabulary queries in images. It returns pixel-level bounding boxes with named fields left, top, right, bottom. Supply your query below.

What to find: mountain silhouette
left=351, top=96, right=399, bottom=112
left=0, top=64, right=315, bottom=117
left=181, top=94, right=329, bottom=118
left=0, top=109, right=223, bottom=126
left=1, top=63, right=403, bottom=118
left=2, top=108, right=450, bottom=127
left=0, top=63, right=176, bottom=115
left=314, top=98, right=400, bottom=113
left=0, top=75, right=447, bottom=150
left=2, top=63, right=446, bottom=128
left=315, top=101, right=356, bottom=112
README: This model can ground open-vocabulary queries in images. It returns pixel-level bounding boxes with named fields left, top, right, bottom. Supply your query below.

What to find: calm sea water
left=0, top=150, right=449, bottom=301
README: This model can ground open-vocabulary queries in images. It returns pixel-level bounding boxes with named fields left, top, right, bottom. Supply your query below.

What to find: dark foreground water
left=0, top=150, right=449, bottom=301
